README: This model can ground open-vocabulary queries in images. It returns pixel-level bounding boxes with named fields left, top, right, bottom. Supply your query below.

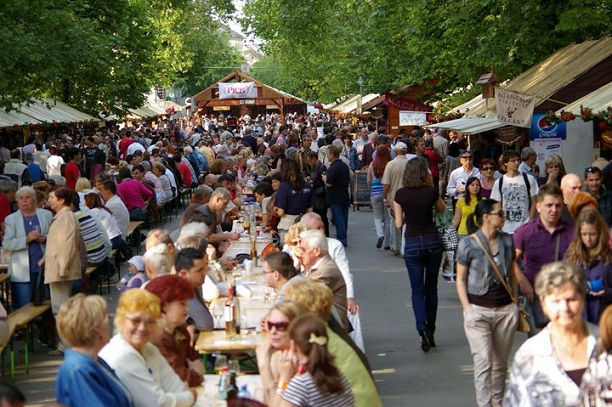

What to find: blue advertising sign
left=530, top=113, right=567, bottom=140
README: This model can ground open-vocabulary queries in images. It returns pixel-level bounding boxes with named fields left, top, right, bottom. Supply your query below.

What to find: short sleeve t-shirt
left=490, top=173, right=539, bottom=234
left=282, top=372, right=354, bottom=407
left=394, top=186, right=439, bottom=237
left=456, top=196, right=480, bottom=235
left=275, top=181, right=314, bottom=215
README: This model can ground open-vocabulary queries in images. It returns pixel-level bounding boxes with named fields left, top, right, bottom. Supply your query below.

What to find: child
left=117, top=256, right=147, bottom=291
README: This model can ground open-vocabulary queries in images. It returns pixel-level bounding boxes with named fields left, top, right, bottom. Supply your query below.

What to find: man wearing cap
left=382, top=141, right=417, bottom=255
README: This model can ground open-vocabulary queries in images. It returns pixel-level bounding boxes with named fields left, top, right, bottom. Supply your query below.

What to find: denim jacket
left=456, top=229, right=515, bottom=296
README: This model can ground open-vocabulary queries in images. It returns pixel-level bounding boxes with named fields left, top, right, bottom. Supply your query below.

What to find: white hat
left=394, top=142, right=408, bottom=151
left=127, top=256, right=145, bottom=272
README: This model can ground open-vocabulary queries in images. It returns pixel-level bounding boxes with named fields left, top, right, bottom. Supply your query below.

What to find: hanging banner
left=399, top=111, right=428, bottom=126
left=495, top=88, right=536, bottom=128
left=383, top=93, right=431, bottom=112
left=218, top=82, right=257, bottom=100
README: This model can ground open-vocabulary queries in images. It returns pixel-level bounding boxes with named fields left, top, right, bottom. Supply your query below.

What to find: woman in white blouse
left=99, top=289, right=196, bottom=407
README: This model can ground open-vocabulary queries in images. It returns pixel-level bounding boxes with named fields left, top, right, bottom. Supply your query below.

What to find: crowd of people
left=0, top=111, right=612, bottom=406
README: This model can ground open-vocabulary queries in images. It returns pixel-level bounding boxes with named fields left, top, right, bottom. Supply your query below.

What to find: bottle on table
left=227, top=371, right=238, bottom=401
left=224, top=283, right=241, bottom=338
left=218, top=366, right=229, bottom=400
left=237, top=384, right=251, bottom=399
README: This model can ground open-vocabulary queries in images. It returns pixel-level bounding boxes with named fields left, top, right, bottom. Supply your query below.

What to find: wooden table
left=0, top=272, right=10, bottom=312
left=195, top=330, right=267, bottom=354
left=194, top=374, right=265, bottom=406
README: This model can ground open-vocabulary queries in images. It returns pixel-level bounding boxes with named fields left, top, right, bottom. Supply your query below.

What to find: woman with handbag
left=2, top=186, right=52, bottom=309
left=456, top=199, right=519, bottom=407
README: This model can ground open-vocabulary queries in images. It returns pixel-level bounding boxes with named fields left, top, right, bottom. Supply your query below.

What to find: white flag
left=495, top=88, right=536, bottom=128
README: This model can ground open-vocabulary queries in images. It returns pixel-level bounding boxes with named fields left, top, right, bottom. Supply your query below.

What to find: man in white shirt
left=519, top=147, right=537, bottom=176
left=490, top=150, right=538, bottom=234
left=99, top=180, right=130, bottom=240
left=447, top=151, right=482, bottom=205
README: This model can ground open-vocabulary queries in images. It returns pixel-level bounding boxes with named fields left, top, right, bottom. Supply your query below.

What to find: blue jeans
left=404, top=233, right=443, bottom=335
left=330, top=203, right=349, bottom=246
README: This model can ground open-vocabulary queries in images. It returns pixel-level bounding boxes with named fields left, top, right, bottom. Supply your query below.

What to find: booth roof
left=426, top=117, right=508, bottom=135
left=0, top=98, right=98, bottom=128
left=556, top=80, right=612, bottom=115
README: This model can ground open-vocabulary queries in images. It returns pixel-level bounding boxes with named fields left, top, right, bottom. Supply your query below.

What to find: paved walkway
left=9, top=207, right=527, bottom=406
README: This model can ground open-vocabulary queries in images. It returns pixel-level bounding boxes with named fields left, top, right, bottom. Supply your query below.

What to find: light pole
left=357, top=76, right=365, bottom=114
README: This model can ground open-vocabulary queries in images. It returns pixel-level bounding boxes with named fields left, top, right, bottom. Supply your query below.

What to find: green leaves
left=241, top=0, right=611, bottom=104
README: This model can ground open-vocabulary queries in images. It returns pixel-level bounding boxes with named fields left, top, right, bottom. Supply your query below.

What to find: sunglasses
left=461, top=156, right=473, bottom=159
left=267, top=321, right=290, bottom=332
left=481, top=166, right=495, bottom=170
left=585, top=166, right=600, bottom=176
left=488, top=211, right=505, bottom=217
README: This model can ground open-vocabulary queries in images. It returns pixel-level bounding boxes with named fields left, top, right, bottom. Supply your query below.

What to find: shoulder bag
left=434, top=209, right=459, bottom=251
left=472, top=235, right=530, bottom=333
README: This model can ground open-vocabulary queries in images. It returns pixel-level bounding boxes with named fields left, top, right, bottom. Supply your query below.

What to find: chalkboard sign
left=352, top=170, right=370, bottom=211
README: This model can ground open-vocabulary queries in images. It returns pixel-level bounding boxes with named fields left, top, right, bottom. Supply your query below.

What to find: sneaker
left=47, top=349, right=64, bottom=357
left=442, top=274, right=456, bottom=283
left=376, top=237, right=384, bottom=249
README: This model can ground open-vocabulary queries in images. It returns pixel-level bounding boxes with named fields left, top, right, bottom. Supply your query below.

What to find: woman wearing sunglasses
left=478, top=159, right=497, bottom=199
left=257, top=301, right=307, bottom=404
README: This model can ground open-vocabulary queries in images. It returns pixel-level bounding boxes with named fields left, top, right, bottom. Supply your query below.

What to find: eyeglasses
left=481, top=166, right=495, bottom=170
left=266, top=321, right=290, bottom=332
left=125, top=316, right=157, bottom=327
left=488, top=211, right=505, bottom=217
left=262, top=269, right=275, bottom=274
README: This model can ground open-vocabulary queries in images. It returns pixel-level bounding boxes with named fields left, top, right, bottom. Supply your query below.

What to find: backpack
left=498, top=172, right=532, bottom=210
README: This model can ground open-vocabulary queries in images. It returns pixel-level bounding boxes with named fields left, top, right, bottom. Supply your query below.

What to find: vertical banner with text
left=495, top=88, right=536, bottom=128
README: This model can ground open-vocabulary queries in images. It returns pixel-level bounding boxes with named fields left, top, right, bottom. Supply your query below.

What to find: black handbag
left=31, top=267, right=46, bottom=306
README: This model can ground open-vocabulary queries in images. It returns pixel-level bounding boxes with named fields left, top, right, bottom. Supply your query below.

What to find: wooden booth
left=193, top=71, right=307, bottom=121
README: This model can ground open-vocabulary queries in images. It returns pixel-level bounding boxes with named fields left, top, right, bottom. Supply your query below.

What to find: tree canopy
left=242, top=0, right=612, bottom=104
left=0, top=0, right=244, bottom=115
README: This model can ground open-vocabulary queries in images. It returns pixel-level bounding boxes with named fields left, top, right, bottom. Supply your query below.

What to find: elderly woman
left=56, top=294, right=132, bottom=407
left=256, top=301, right=307, bottom=404
left=539, top=154, right=567, bottom=187
left=98, top=289, right=196, bottom=407
left=2, top=186, right=52, bottom=309
left=145, top=274, right=204, bottom=387
left=45, top=187, right=82, bottom=352
left=152, top=162, right=173, bottom=203
left=505, top=261, right=598, bottom=406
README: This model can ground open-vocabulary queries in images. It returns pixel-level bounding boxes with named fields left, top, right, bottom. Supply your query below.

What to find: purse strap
left=554, top=233, right=561, bottom=260
left=472, top=234, right=517, bottom=305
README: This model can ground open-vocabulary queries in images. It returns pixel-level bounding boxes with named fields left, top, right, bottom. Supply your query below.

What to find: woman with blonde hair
left=565, top=209, right=612, bottom=323
left=56, top=294, right=132, bottom=407
left=98, top=289, right=195, bottom=407
left=539, top=154, right=567, bottom=187
left=282, top=221, right=309, bottom=270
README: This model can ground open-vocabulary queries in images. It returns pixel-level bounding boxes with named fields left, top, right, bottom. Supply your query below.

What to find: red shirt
left=118, top=139, right=134, bottom=159
left=0, top=194, right=10, bottom=224
left=424, top=148, right=444, bottom=177
left=178, top=162, right=193, bottom=187
left=64, top=161, right=80, bottom=190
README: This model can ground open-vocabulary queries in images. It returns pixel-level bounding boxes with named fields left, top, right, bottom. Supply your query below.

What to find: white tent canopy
left=0, top=98, right=99, bottom=128
left=426, top=117, right=508, bottom=135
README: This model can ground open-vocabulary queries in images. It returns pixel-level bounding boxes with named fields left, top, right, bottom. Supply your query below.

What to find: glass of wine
left=232, top=265, right=243, bottom=281
left=214, top=353, right=228, bottom=375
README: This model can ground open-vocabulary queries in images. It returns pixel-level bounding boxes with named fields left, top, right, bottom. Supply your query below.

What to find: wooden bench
left=127, top=221, right=145, bottom=253
left=1, top=301, right=52, bottom=380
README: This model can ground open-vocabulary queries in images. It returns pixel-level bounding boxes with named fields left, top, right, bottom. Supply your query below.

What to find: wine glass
left=232, top=265, right=243, bottom=281
left=212, top=301, right=224, bottom=329
left=214, top=353, right=228, bottom=375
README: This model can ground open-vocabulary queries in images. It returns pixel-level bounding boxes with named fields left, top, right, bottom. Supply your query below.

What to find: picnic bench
left=127, top=220, right=145, bottom=253
left=1, top=301, right=52, bottom=380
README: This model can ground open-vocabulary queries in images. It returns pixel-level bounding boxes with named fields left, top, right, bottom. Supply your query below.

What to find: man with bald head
left=560, top=173, right=582, bottom=224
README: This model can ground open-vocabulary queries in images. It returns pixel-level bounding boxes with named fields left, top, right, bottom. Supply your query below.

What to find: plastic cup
left=243, top=260, right=254, bottom=275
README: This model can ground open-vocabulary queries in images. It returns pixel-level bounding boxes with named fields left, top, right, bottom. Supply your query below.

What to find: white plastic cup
left=243, top=260, right=254, bottom=275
